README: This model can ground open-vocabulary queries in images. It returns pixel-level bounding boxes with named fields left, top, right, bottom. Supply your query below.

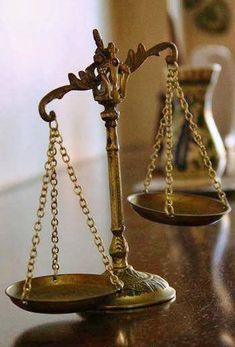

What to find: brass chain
left=22, top=121, right=123, bottom=303
left=164, top=69, right=175, bottom=216
left=144, top=68, right=175, bottom=216
left=50, top=120, right=124, bottom=290
left=49, top=132, right=60, bottom=278
left=143, top=62, right=229, bottom=217
left=171, top=63, right=229, bottom=208
left=143, top=109, right=166, bottom=192
left=21, top=129, right=55, bottom=301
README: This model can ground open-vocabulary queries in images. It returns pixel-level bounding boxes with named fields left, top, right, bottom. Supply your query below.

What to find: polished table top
left=0, top=148, right=235, bottom=347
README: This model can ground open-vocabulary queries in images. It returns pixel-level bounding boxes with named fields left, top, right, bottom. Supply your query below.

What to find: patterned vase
left=159, top=64, right=226, bottom=180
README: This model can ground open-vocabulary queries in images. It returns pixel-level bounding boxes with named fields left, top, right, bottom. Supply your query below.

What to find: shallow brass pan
left=5, top=274, right=119, bottom=314
left=128, top=192, right=231, bottom=226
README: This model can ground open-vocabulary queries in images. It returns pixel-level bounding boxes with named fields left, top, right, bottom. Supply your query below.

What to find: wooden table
left=1, top=149, right=235, bottom=347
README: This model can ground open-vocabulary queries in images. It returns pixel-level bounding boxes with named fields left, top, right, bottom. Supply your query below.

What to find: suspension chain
left=143, top=62, right=229, bottom=217
left=22, top=122, right=123, bottom=302
left=144, top=68, right=175, bottom=216
left=171, top=63, right=229, bottom=208
left=49, top=130, right=60, bottom=278
left=21, top=129, right=55, bottom=301
left=164, top=69, right=175, bottom=216
left=50, top=120, right=124, bottom=290
left=143, top=109, right=166, bottom=192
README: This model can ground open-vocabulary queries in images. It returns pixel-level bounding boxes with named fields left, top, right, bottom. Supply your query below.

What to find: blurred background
left=0, top=0, right=235, bottom=190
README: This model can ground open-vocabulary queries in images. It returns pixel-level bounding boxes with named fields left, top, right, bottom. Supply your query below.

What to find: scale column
left=101, top=106, right=129, bottom=270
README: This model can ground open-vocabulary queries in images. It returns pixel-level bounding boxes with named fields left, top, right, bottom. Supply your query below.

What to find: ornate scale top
left=5, top=29, right=230, bottom=314
left=39, top=29, right=177, bottom=121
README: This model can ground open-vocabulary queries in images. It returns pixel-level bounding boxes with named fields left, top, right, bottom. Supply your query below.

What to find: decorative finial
left=93, top=29, right=104, bottom=50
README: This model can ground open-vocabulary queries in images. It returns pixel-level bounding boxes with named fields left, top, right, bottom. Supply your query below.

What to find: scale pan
left=128, top=192, right=230, bottom=226
left=5, top=274, right=119, bottom=314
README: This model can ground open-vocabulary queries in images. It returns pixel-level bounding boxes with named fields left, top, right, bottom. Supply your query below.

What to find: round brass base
left=94, top=266, right=176, bottom=311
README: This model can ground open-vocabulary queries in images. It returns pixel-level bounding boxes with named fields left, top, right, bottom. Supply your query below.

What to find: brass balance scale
left=6, top=30, right=231, bottom=313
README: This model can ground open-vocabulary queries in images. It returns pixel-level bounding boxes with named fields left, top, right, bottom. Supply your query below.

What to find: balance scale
left=6, top=30, right=231, bottom=314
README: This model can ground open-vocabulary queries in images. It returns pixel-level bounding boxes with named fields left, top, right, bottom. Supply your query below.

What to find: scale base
left=94, top=266, right=175, bottom=311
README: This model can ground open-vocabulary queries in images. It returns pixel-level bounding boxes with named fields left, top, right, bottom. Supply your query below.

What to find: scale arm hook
left=39, top=65, right=98, bottom=122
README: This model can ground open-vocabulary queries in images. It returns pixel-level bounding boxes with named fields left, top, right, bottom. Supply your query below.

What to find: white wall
left=0, top=0, right=111, bottom=190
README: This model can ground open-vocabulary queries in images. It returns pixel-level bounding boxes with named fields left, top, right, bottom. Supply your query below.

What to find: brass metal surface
left=97, top=266, right=176, bottom=310
left=6, top=274, right=119, bottom=314
left=128, top=192, right=231, bottom=226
